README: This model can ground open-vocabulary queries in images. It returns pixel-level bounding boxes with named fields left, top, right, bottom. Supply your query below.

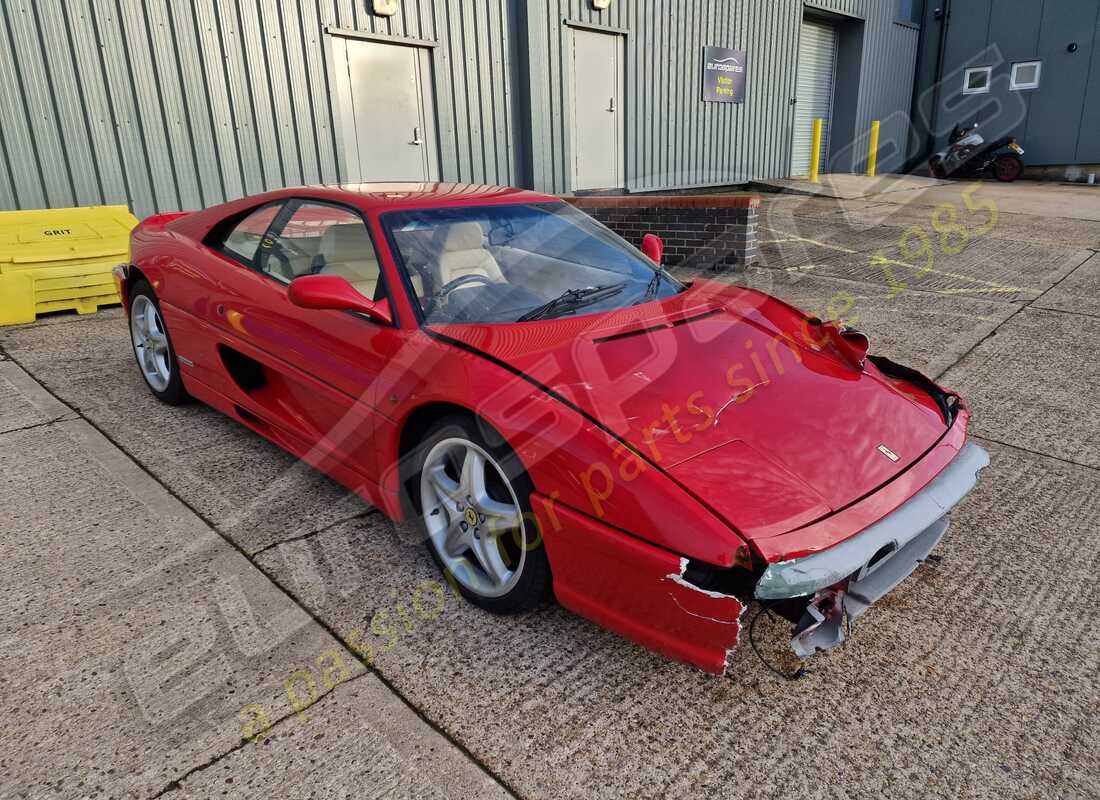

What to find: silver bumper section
left=755, top=442, right=990, bottom=602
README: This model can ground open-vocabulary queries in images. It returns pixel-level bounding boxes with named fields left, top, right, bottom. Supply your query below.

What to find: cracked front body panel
left=532, top=494, right=744, bottom=675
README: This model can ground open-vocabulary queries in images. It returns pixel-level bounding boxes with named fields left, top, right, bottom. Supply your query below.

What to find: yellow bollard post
left=808, top=119, right=823, bottom=183
left=867, top=120, right=880, bottom=177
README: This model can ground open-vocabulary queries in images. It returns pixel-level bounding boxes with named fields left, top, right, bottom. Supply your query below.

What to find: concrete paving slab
left=0, top=368, right=73, bottom=433
left=754, top=173, right=950, bottom=200
left=673, top=266, right=1021, bottom=376
left=251, top=435, right=1099, bottom=800
left=161, top=677, right=510, bottom=800
left=772, top=236, right=1092, bottom=304
left=0, top=317, right=368, bottom=555
left=755, top=195, right=855, bottom=225
left=832, top=199, right=1100, bottom=249
left=1032, top=253, right=1100, bottom=318
left=0, top=366, right=368, bottom=798
left=0, top=305, right=127, bottom=329
left=754, top=217, right=905, bottom=270
left=0, top=360, right=511, bottom=800
left=939, top=307, right=1100, bottom=468
left=759, top=175, right=1100, bottom=222
left=865, top=180, right=1100, bottom=222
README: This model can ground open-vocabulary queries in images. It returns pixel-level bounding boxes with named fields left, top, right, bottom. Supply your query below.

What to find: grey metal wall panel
left=37, top=0, right=101, bottom=207
left=1026, top=0, right=1099, bottom=165
left=914, top=0, right=1100, bottom=167
left=1077, top=2, right=1100, bottom=163
left=524, top=0, right=920, bottom=194
left=1, top=0, right=921, bottom=216
left=0, top=0, right=522, bottom=217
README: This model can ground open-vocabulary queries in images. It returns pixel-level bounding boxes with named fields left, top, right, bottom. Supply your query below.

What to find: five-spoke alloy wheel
left=128, top=281, right=188, bottom=405
left=415, top=415, right=550, bottom=613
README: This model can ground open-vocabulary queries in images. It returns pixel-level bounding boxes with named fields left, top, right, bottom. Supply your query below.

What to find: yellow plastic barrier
left=0, top=205, right=138, bottom=326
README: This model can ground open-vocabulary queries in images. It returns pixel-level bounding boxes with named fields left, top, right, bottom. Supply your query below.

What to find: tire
left=128, top=280, right=189, bottom=405
left=993, top=153, right=1023, bottom=182
left=412, top=414, right=551, bottom=614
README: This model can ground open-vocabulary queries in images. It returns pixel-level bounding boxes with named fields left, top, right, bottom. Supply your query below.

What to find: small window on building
left=962, top=67, right=992, bottom=95
left=896, top=0, right=921, bottom=25
left=1010, top=61, right=1041, bottom=90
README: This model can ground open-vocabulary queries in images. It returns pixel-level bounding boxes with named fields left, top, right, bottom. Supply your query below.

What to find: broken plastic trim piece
left=755, top=442, right=989, bottom=600
left=791, top=588, right=846, bottom=657
left=844, top=516, right=948, bottom=620
left=788, top=518, right=950, bottom=657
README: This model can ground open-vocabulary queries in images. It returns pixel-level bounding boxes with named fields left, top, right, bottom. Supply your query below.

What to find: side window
left=265, top=203, right=384, bottom=301
left=221, top=204, right=281, bottom=264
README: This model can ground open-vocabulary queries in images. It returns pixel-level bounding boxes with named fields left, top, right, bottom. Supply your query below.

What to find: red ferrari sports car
left=115, top=183, right=988, bottom=674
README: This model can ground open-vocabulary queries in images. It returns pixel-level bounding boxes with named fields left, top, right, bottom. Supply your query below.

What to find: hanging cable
left=748, top=600, right=808, bottom=681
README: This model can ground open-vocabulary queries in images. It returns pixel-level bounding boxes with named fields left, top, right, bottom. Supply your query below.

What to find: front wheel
left=414, top=414, right=551, bottom=614
left=992, top=153, right=1023, bottom=182
left=128, top=281, right=189, bottom=405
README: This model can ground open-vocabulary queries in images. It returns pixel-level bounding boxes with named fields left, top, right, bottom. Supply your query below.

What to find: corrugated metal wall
left=912, top=0, right=1100, bottom=167
left=0, top=0, right=521, bottom=217
left=0, top=0, right=922, bottom=216
left=524, top=0, right=922, bottom=194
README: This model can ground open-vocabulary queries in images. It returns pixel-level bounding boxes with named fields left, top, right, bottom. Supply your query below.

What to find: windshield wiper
left=636, top=269, right=664, bottom=304
left=516, top=282, right=627, bottom=322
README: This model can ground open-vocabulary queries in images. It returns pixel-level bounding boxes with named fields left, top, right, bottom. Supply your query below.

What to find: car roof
left=293, top=182, right=560, bottom=210
left=159, top=183, right=564, bottom=242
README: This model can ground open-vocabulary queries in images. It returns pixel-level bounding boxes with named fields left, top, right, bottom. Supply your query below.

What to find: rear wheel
left=414, top=414, right=550, bottom=614
left=993, top=153, right=1023, bottom=182
left=129, top=281, right=189, bottom=405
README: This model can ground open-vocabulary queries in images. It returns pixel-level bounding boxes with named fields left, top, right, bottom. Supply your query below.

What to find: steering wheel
left=438, top=273, right=494, bottom=296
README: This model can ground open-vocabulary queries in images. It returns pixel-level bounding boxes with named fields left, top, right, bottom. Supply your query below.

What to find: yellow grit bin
left=0, top=205, right=138, bottom=325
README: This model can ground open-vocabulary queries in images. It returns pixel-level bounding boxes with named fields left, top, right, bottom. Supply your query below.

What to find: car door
left=199, top=199, right=398, bottom=487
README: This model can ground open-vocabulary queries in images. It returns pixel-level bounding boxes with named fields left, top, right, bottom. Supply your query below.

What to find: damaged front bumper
left=754, top=442, right=990, bottom=656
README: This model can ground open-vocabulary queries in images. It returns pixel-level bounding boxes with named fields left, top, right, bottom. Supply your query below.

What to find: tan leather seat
left=435, top=222, right=505, bottom=286
left=318, top=223, right=381, bottom=299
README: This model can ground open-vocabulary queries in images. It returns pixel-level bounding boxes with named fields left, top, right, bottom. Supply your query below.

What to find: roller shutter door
left=790, top=20, right=838, bottom=176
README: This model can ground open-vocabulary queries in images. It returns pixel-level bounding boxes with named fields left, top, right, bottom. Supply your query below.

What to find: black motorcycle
left=928, top=123, right=1025, bottom=182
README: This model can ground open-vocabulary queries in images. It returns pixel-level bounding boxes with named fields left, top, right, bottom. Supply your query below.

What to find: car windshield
left=381, top=203, right=684, bottom=324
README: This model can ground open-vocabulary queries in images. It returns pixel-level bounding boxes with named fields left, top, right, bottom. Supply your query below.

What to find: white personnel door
left=333, top=37, right=439, bottom=182
left=790, top=20, right=838, bottom=176
left=570, top=29, right=624, bottom=191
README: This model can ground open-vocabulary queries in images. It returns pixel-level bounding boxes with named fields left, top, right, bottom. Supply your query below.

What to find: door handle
left=608, top=97, right=616, bottom=113
left=411, top=126, right=423, bottom=145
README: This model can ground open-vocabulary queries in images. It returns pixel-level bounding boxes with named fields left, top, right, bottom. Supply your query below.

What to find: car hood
left=432, top=282, right=949, bottom=540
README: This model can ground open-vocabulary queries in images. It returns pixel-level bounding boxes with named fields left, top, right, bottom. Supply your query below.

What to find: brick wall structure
left=564, top=195, right=760, bottom=271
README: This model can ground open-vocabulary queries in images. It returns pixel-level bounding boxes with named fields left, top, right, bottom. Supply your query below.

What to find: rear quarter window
left=220, top=204, right=281, bottom=263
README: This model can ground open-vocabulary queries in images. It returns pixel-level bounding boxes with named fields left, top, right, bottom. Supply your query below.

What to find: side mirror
left=288, top=275, right=392, bottom=325
left=641, top=233, right=664, bottom=266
